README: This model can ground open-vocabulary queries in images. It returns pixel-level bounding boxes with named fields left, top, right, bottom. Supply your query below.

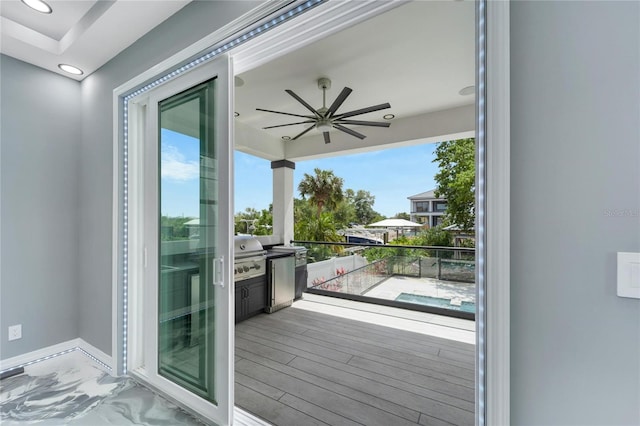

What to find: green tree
left=160, top=216, right=193, bottom=240
left=433, top=138, right=475, bottom=232
left=413, top=226, right=454, bottom=258
left=298, top=168, right=344, bottom=218
left=234, top=206, right=272, bottom=235
left=294, top=212, right=343, bottom=262
left=393, top=212, right=410, bottom=220
left=347, top=189, right=379, bottom=225
left=413, top=226, right=453, bottom=247
left=332, top=199, right=355, bottom=230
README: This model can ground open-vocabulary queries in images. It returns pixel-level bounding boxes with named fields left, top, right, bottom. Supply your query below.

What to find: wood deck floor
left=234, top=298, right=475, bottom=426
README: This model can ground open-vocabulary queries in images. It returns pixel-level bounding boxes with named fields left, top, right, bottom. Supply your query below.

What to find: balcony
left=235, top=293, right=475, bottom=426
left=295, top=241, right=475, bottom=320
left=233, top=241, right=476, bottom=425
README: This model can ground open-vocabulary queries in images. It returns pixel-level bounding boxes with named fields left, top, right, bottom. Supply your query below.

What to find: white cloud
left=161, top=145, right=199, bottom=181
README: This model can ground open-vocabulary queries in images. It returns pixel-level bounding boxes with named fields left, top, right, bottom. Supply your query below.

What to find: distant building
left=407, top=189, right=447, bottom=228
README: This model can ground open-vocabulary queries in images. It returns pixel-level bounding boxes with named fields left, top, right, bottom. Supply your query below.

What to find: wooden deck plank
left=287, top=357, right=475, bottom=423
left=437, top=348, right=475, bottom=364
left=240, top=317, right=474, bottom=381
left=278, top=393, right=365, bottom=426
left=302, top=329, right=474, bottom=376
left=282, top=306, right=475, bottom=348
left=237, top=324, right=354, bottom=363
left=236, top=358, right=420, bottom=426
left=235, top=371, right=286, bottom=401
left=264, top=308, right=474, bottom=353
left=296, top=316, right=475, bottom=362
left=236, top=335, right=297, bottom=365
left=288, top=350, right=475, bottom=404
left=235, top=383, right=328, bottom=426
left=235, top=302, right=476, bottom=426
left=419, top=412, right=458, bottom=426
left=236, top=351, right=420, bottom=423
left=250, top=310, right=474, bottom=365
left=347, top=355, right=474, bottom=390
left=238, top=326, right=474, bottom=402
left=236, top=329, right=354, bottom=366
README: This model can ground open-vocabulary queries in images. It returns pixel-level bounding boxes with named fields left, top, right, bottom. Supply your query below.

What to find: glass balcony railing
left=293, top=240, right=476, bottom=319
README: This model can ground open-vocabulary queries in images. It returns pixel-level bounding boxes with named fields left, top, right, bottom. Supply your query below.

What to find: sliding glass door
left=140, top=55, right=234, bottom=424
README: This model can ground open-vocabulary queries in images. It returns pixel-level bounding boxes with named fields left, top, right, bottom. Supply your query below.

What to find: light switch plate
left=617, top=252, right=640, bottom=299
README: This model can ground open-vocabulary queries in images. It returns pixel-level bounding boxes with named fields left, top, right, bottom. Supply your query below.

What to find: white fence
left=306, top=255, right=368, bottom=287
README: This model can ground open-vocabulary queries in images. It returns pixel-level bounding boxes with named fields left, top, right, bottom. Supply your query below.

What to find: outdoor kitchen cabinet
left=235, top=276, right=266, bottom=323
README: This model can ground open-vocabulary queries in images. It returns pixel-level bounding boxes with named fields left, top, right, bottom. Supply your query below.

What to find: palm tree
left=298, top=168, right=344, bottom=218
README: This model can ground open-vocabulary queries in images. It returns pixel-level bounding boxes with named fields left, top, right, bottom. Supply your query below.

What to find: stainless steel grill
left=270, top=245, right=308, bottom=267
left=233, top=236, right=267, bottom=282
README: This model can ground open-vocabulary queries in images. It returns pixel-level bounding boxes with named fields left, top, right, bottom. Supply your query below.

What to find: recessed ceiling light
left=235, top=76, right=245, bottom=87
left=58, top=64, right=83, bottom=75
left=21, top=0, right=52, bottom=14
left=459, top=85, right=475, bottom=96
left=234, top=112, right=240, bottom=117
left=281, top=136, right=291, bottom=141
left=383, top=114, right=395, bottom=120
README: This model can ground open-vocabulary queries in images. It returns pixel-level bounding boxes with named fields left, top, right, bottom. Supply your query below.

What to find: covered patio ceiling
left=234, top=0, right=476, bottom=163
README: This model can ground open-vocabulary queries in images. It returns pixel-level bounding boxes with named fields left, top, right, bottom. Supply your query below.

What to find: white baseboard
left=0, top=338, right=113, bottom=374
left=76, top=339, right=114, bottom=372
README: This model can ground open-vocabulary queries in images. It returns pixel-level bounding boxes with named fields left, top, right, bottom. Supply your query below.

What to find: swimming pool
left=395, top=293, right=476, bottom=313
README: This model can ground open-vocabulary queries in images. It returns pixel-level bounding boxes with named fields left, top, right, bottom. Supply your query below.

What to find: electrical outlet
left=8, top=324, right=22, bottom=341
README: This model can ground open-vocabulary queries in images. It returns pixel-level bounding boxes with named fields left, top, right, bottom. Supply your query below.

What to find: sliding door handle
left=212, top=257, right=224, bottom=287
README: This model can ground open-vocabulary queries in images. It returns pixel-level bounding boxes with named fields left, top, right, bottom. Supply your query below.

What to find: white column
left=271, top=160, right=295, bottom=245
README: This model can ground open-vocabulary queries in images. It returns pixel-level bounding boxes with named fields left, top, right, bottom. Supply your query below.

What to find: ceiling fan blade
left=323, top=132, right=331, bottom=144
left=333, top=123, right=366, bottom=140
left=256, top=108, right=315, bottom=119
left=334, top=102, right=391, bottom=119
left=285, top=90, right=321, bottom=117
left=336, top=119, right=391, bottom=128
left=327, top=87, right=353, bottom=117
left=262, top=120, right=315, bottom=129
left=291, top=125, right=316, bottom=140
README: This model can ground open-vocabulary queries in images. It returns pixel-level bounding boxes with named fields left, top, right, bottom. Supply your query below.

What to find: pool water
left=395, top=293, right=476, bottom=313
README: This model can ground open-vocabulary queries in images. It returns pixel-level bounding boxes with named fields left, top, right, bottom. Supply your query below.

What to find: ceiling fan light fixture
left=21, top=0, right=52, bottom=14
left=383, top=114, right=395, bottom=120
left=315, top=120, right=332, bottom=133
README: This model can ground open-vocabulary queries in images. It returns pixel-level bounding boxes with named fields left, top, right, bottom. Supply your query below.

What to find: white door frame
left=112, top=1, right=510, bottom=424
left=481, top=2, right=510, bottom=425
left=127, top=56, right=235, bottom=425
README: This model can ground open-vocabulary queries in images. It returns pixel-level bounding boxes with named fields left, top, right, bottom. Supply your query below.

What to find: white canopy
left=367, top=218, right=423, bottom=228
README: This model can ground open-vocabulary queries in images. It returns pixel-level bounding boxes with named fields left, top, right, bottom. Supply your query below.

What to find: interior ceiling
left=0, top=0, right=191, bottom=80
left=0, top=0, right=475, bottom=155
left=235, top=0, right=475, bottom=143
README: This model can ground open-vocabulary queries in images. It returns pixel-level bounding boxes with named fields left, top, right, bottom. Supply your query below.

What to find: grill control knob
left=243, top=265, right=250, bottom=272
left=254, top=263, right=261, bottom=270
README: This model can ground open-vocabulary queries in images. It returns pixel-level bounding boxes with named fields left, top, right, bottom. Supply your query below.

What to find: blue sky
left=236, top=143, right=440, bottom=218
left=160, top=128, right=440, bottom=218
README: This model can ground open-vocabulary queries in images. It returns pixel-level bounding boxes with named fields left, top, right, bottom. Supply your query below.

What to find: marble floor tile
left=0, top=351, right=205, bottom=425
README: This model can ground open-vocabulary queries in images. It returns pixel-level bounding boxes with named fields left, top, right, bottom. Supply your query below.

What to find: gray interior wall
left=510, top=2, right=640, bottom=425
left=78, top=1, right=263, bottom=355
left=0, top=55, right=81, bottom=359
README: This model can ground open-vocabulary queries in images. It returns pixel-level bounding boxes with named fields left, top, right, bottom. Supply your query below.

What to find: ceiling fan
left=256, top=78, right=391, bottom=144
